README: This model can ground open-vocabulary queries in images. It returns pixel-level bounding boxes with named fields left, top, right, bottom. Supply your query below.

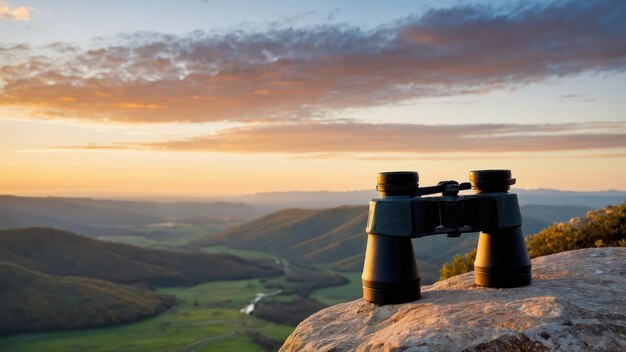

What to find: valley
left=0, top=193, right=620, bottom=351
left=0, top=260, right=358, bottom=351
left=0, top=227, right=353, bottom=351
left=3, top=3, right=625, bottom=349
left=0, top=278, right=294, bottom=352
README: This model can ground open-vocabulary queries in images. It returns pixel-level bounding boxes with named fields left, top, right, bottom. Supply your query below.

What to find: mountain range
left=0, top=195, right=260, bottom=237
left=228, top=188, right=626, bottom=209
left=1, top=190, right=621, bottom=243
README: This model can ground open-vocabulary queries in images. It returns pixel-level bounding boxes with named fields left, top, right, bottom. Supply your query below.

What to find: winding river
left=240, top=290, right=283, bottom=314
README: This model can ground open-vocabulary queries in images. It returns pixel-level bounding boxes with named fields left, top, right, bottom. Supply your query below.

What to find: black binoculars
left=362, top=169, right=531, bottom=304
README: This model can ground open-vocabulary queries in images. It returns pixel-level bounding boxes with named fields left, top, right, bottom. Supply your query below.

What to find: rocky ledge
left=281, top=248, right=626, bottom=352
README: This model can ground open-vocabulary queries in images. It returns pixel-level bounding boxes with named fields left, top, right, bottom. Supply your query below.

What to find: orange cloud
left=57, top=96, right=78, bottom=102
left=113, top=102, right=168, bottom=110
left=0, top=0, right=624, bottom=123
left=62, top=122, right=626, bottom=154
left=0, top=1, right=31, bottom=21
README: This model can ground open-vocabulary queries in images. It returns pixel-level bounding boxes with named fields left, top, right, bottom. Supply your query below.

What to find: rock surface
left=281, top=248, right=626, bottom=352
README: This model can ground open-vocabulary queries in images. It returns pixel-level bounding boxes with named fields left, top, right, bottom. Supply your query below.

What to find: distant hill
left=191, top=204, right=590, bottom=283
left=0, top=262, right=174, bottom=335
left=1, top=190, right=619, bottom=242
left=514, top=189, right=626, bottom=209
left=230, top=190, right=376, bottom=210
left=0, top=228, right=282, bottom=287
left=0, top=195, right=261, bottom=236
left=230, top=189, right=626, bottom=209
left=520, top=204, right=593, bottom=234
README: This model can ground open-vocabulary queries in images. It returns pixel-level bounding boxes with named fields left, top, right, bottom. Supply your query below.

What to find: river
left=240, top=290, right=283, bottom=314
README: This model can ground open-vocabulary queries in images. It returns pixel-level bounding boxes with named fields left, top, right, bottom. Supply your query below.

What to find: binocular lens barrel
left=361, top=235, right=421, bottom=304
left=475, top=226, right=532, bottom=287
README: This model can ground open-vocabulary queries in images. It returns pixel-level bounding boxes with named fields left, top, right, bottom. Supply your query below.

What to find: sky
left=0, top=0, right=625, bottom=197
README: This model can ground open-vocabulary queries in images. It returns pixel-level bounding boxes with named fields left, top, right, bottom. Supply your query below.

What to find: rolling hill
left=0, top=228, right=282, bottom=287
left=0, top=192, right=618, bottom=250
left=0, top=195, right=261, bottom=237
left=192, top=204, right=591, bottom=283
left=0, top=262, right=174, bottom=335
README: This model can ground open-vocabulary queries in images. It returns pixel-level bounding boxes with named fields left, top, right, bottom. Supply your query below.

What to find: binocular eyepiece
left=362, top=169, right=531, bottom=304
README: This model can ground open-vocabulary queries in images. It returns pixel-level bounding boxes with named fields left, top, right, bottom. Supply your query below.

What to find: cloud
left=63, top=121, right=626, bottom=154
left=1, top=0, right=625, bottom=123
left=0, top=1, right=31, bottom=21
left=557, top=94, right=596, bottom=102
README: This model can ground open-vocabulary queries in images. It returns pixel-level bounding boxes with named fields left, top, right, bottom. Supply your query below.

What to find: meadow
left=0, top=271, right=361, bottom=352
left=0, top=279, right=291, bottom=352
left=310, top=272, right=362, bottom=306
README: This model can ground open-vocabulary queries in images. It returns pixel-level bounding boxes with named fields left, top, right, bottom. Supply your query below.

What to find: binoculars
left=362, top=169, right=531, bottom=304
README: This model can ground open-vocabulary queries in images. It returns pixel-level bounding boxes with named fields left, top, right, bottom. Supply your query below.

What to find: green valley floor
left=0, top=272, right=362, bottom=352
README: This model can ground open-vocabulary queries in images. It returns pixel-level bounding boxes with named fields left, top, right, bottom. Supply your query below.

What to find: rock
left=281, top=248, right=626, bottom=352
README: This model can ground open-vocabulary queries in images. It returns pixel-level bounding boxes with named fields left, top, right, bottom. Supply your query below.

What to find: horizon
left=1, top=0, right=625, bottom=196
left=3, top=185, right=626, bottom=203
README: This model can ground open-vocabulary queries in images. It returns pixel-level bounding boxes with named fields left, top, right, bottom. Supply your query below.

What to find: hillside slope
left=0, top=228, right=282, bottom=287
left=0, top=262, right=174, bottom=335
left=192, top=204, right=586, bottom=283
left=193, top=206, right=364, bottom=264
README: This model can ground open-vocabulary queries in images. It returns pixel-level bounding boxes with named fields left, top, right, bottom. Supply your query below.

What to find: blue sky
left=4, top=0, right=508, bottom=44
left=0, top=0, right=625, bottom=196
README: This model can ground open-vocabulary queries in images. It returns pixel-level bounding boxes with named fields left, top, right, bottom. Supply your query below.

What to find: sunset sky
left=1, top=0, right=625, bottom=197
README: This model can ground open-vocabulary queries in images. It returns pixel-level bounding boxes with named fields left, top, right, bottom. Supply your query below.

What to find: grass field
left=0, top=279, right=294, bottom=352
left=310, top=272, right=362, bottom=305
left=201, top=246, right=279, bottom=261
left=0, top=246, right=361, bottom=351
left=98, top=224, right=231, bottom=250
left=97, top=235, right=163, bottom=248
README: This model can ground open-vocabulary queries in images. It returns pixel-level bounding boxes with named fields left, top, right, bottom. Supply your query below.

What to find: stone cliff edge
left=280, top=248, right=626, bottom=352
